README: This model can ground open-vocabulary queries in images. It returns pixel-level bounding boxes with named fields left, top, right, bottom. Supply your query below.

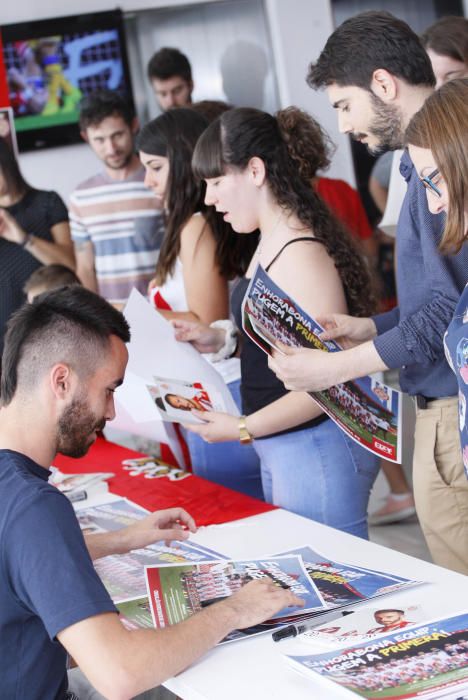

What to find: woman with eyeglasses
left=405, top=78, right=468, bottom=478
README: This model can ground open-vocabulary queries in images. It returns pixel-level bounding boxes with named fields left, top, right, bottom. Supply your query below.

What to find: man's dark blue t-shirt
left=0, top=449, right=116, bottom=699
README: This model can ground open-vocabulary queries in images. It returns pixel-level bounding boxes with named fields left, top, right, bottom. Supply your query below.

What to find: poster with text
left=242, top=265, right=402, bottom=462
left=276, top=546, right=421, bottom=609
left=145, top=556, right=326, bottom=643
left=300, top=604, right=426, bottom=649
left=286, top=612, right=468, bottom=700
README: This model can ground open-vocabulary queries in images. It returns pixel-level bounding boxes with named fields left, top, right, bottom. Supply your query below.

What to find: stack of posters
left=276, top=546, right=420, bottom=609
left=145, top=555, right=324, bottom=644
left=78, top=497, right=424, bottom=646
left=285, top=612, right=468, bottom=699
left=243, top=265, right=402, bottom=462
left=144, top=548, right=422, bottom=645
left=75, top=497, right=227, bottom=630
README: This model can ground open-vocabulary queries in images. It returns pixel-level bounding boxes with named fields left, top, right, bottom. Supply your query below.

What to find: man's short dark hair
left=1, top=287, right=130, bottom=406
left=23, top=264, right=81, bottom=295
left=147, top=47, right=192, bottom=83
left=79, top=90, right=135, bottom=131
left=307, top=11, right=435, bottom=90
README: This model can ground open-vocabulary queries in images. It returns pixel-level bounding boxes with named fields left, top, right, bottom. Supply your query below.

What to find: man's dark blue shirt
left=0, top=450, right=116, bottom=699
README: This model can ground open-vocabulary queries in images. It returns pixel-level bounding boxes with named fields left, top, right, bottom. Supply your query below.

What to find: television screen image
left=0, top=10, right=134, bottom=150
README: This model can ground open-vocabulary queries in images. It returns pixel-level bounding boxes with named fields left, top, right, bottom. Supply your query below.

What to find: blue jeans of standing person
left=186, top=379, right=264, bottom=500
left=253, top=418, right=379, bottom=539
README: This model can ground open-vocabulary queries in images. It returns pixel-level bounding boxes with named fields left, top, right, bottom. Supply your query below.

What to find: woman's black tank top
left=231, top=237, right=329, bottom=437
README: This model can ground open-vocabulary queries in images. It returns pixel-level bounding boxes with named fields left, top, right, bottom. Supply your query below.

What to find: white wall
left=265, top=0, right=355, bottom=185
left=1, top=0, right=355, bottom=202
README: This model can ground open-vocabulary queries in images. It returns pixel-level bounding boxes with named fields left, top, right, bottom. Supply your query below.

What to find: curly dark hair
left=192, top=106, right=374, bottom=317
left=137, top=108, right=256, bottom=284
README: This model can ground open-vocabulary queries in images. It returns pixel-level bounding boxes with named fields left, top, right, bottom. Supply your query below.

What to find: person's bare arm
left=74, top=239, right=98, bottom=292
left=84, top=508, right=196, bottom=561
left=185, top=391, right=323, bottom=443
left=0, top=210, right=75, bottom=268
left=269, top=339, right=388, bottom=393
left=58, top=580, right=303, bottom=700
left=162, top=215, right=229, bottom=324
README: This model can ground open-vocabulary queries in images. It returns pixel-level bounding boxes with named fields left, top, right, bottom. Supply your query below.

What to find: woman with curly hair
left=174, top=106, right=379, bottom=538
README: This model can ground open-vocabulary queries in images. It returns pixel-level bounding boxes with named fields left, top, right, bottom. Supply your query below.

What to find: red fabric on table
left=53, top=437, right=275, bottom=526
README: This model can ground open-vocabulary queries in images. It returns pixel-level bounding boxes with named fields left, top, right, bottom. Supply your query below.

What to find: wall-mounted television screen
left=0, top=9, right=134, bottom=151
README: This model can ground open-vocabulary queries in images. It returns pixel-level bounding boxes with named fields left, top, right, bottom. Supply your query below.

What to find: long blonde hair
left=405, top=78, right=468, bottom=253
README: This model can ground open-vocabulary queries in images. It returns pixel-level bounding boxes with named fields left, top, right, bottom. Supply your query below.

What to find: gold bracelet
left=238, top=415, right=253, bottom=445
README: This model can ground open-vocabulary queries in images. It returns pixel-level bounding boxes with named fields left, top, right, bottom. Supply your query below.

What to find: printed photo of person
left=366, top=608, right=413, bottom=635
left=147, top=378, right=223, bottom=423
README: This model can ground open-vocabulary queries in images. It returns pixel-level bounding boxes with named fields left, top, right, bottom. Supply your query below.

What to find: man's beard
left=104, top=150, right=134, bottom=170
left=56, top=394, right=106, bottom=458
left=358, top=94, right=404, bottom=155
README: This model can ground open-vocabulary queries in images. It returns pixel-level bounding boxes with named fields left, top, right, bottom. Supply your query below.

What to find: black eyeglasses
left=421, top=168, right=442, bottom=198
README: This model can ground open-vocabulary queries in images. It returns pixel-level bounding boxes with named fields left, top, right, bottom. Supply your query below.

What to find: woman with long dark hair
left=137, top=108, right=262, bottom=499
left=175, top=106, right=379, bottom=538
left=137, top=108, right=256, bottom=323
left=0, top=138, right=74, bottom=352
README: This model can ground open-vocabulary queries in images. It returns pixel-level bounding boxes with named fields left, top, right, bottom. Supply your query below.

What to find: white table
left=162, top=508, right=468, bottom=700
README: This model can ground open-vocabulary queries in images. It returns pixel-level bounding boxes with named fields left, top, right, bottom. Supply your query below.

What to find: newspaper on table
left=76, top=497, right=227, bottom=603
left=285, top=612, right=468, bottom=700
left=145, top=555, right=326, bottom=644
left=275, top=546, right=422, bottom=610
left=243, top=264, right=402, bottom=463
left=299, top=604, right=426, bottom=649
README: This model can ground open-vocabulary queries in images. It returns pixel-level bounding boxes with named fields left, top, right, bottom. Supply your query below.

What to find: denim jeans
left=253, top=418, right=379, bottom=539
left=185, top=379, right=264, bottom=500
